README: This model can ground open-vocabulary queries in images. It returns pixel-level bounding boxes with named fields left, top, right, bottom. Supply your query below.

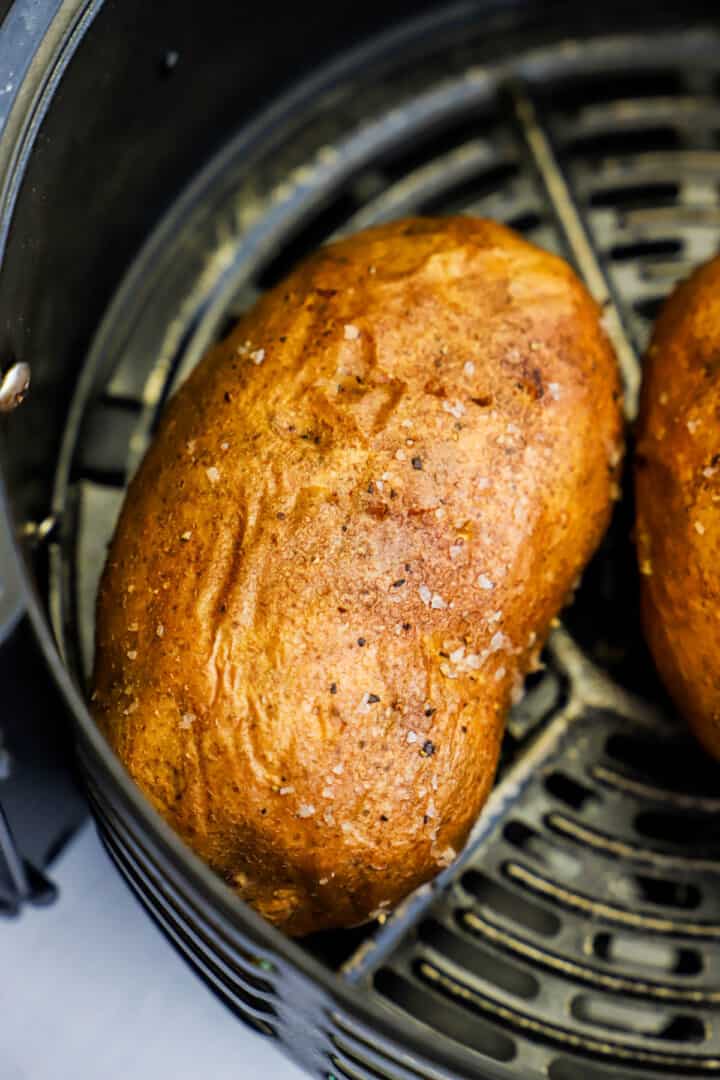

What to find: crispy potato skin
left=636, top=255, right=720, bottom=758
left=93, top=217, right=622, bottom=935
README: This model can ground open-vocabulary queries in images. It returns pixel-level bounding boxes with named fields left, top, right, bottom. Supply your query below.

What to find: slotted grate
left=47, top=13, right=720, bottom=1080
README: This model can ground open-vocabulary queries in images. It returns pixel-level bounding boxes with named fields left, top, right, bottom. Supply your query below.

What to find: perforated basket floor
left=49, top=6, right=720, bottom=1078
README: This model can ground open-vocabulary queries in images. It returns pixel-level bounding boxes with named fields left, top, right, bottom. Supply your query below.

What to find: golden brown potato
left=92, top=217, right=622, bottom=935
left=636, top=255, right=720, bottom=758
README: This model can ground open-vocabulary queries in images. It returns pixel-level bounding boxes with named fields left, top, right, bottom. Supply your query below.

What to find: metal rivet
left=0, top=362, right=30, bottom=412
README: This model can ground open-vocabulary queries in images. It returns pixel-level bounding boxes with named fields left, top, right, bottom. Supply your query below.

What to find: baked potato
left=636, top=254, right=720, bottom=758
left=92, top=217, right=622, bottom=935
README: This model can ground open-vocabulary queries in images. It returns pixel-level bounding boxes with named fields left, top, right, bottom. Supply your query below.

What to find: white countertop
left=0, top=821, right=305, bottom=1080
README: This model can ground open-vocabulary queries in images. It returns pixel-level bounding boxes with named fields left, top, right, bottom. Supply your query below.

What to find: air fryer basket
left=3, top=1, right=720, bottom=1077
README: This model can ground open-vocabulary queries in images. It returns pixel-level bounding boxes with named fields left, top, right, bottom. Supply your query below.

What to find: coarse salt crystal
left=688, top=419, right=700, bottom=434
left=127, top=650, right=137, bottom=661
left=548, top=382, right=561, bottom=401
left=435, top=846, right=456, bottom=867
left=156, top=624, right=164, bottom=638
left=319, top=877, right=329, bottom=885
left=407, top=730, right=418, bottom=744
left=323, top=810, right=335, bottom=826
left=477, top=476, right=490, bottom=491
left=297, top=804, right=316, bottom=818
left=609, top=444, right=623, bottom=468
left=180, top=712, right=195, bottom=729
left=341, top=822, right=352, bottom=834
left=344, top=324, right=360, bottom=340
left=250, top=348, right=265, bottom=365
left=449, top=543, right=463, bottom=560
left=128, top=622, right=139, bottom=632
left=442, top=400, right=465, bottom=419
left=279, top=786, right=295, bottom=795
left=489, top=610, right=503, bottom=624
left=434, top=507, right=446, bottom=520
left=181, top=531, right=192, bottom=541
left=477, top=574, right=495, bottom=591
left=465, top=653, right=482, bottom=669
left=376, top=479, right=384, bottom=493
left=494, top=666, right=507, bottom=681
left=332, top=763, right=344, bottom=775
left=321, top=787, right=334, bottom=799
left=450, top=646, right=465, bottom=663
left=395, top=448, right=406, bottom=462
left=419, top=584, right=432, bottom=605
left=206, top=466, right=220, bottom=484
left=490, top=630, right=509, bottom=652
left=431, top=592, right=447, bottom=609
left=704, top=466, right=717, bottom=478
left=401, top=419, right=413, bottom=429
left=695, top=521, right=705, bottom=535
left=464, top=361, right=475, bottom=376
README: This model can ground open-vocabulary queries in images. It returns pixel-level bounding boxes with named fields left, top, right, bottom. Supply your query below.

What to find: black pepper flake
left=341, top=525, right=348, bottom=533
left=421, top=740, right=436, bottom=757
left=276, top=511, right=286, bottom=520
left=390, top=488, right=398, bottom=498
left=279, top=336, right=287, bottom=342
left=461, top=725, right=468, bottom=734
left=411, top=456, right=423, bottom=470
left=392, top=578, right=406, bottom=588
left=380, top=814, right=389, bottom=822
left=260, top=808, right=267, bottom=815
left=425, top=707, right=436, bottom=717
left=423, top=814, right=431, bottom=824
left=402, top=622, right=412, bottom=631
left=330, top=683, right=337, bottom=695
left=367, top=693, right=380, bottom=704
left=357, top=637, right=366, bottom=647
left=404, top=563, right=411, bottom=573
left=224, top=391, right=232, bottom=403
left=367, top=483, right=374, bottom=494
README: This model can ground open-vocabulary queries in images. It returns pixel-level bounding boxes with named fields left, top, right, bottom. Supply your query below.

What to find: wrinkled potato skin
left=93, top=217, right=622, bottom=935
left=636, top=255, right=720, bottom=758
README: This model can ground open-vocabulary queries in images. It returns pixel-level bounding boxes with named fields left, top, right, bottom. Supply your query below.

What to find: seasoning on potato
left=636, top=254, right=720, bottom=758
left=92, top=217, right=623, bottom=935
